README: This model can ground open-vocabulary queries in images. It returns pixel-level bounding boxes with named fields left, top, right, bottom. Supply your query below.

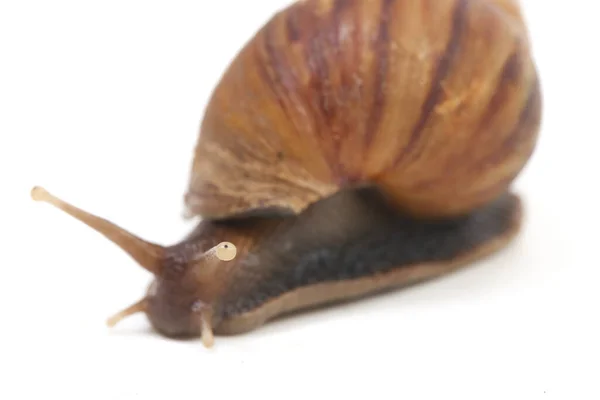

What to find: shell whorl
left=185, top=0, right=541, bottom=219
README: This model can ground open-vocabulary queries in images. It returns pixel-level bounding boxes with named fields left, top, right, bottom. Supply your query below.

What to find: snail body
left=33, top=0, right=541, bottom=348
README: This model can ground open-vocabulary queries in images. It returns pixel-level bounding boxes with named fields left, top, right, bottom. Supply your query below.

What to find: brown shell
left=184, top=0, right=542, bottom=220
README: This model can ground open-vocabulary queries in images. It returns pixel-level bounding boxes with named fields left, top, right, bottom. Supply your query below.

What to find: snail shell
left=185, top=0, right=541, bottom=220
left=32, top=0, right=542, bottom=348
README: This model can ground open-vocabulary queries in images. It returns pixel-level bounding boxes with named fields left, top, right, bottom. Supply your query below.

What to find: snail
left=32, top=0, right=542, bottom=348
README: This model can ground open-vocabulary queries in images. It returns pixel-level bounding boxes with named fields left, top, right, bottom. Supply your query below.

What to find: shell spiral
left=185, top=0, right=542, bottom=220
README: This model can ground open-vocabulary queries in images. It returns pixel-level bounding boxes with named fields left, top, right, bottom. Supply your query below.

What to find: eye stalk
left=192, top=241, right=238, bottom=280
left=31, top=186, right=237, bottom=348
left=185, top=241, right=237, bottom=347
left=30, top=186, right=164, bottom=274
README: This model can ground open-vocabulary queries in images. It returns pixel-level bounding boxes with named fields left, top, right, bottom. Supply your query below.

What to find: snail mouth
left=31, top=185, right=238, bottom=348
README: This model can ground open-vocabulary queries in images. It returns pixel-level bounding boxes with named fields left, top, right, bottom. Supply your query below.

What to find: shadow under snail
left=32, top=0, right=542, bottom=348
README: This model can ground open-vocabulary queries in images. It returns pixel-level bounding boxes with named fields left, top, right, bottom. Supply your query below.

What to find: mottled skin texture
left=145, top=187, right=522, bottom=337
left=216, top=189, right=520, bottom=319
left=184, top=0, right=541, bottom=220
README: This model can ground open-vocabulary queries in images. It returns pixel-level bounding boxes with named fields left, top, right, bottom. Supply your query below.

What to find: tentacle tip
left=202, top=336, right=215, bottom=349
left=31, top=186, right=49, bottom=202
left=216, top=242, right=237, bottom=261
left=106, top=316, right=120, bottom=329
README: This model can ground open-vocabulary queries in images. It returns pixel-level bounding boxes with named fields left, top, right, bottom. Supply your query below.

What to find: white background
left=1, top=0, right=598, bottom=399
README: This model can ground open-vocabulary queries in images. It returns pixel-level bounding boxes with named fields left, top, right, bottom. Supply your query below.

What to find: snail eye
left=216, top=242, right=237, bottom=261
